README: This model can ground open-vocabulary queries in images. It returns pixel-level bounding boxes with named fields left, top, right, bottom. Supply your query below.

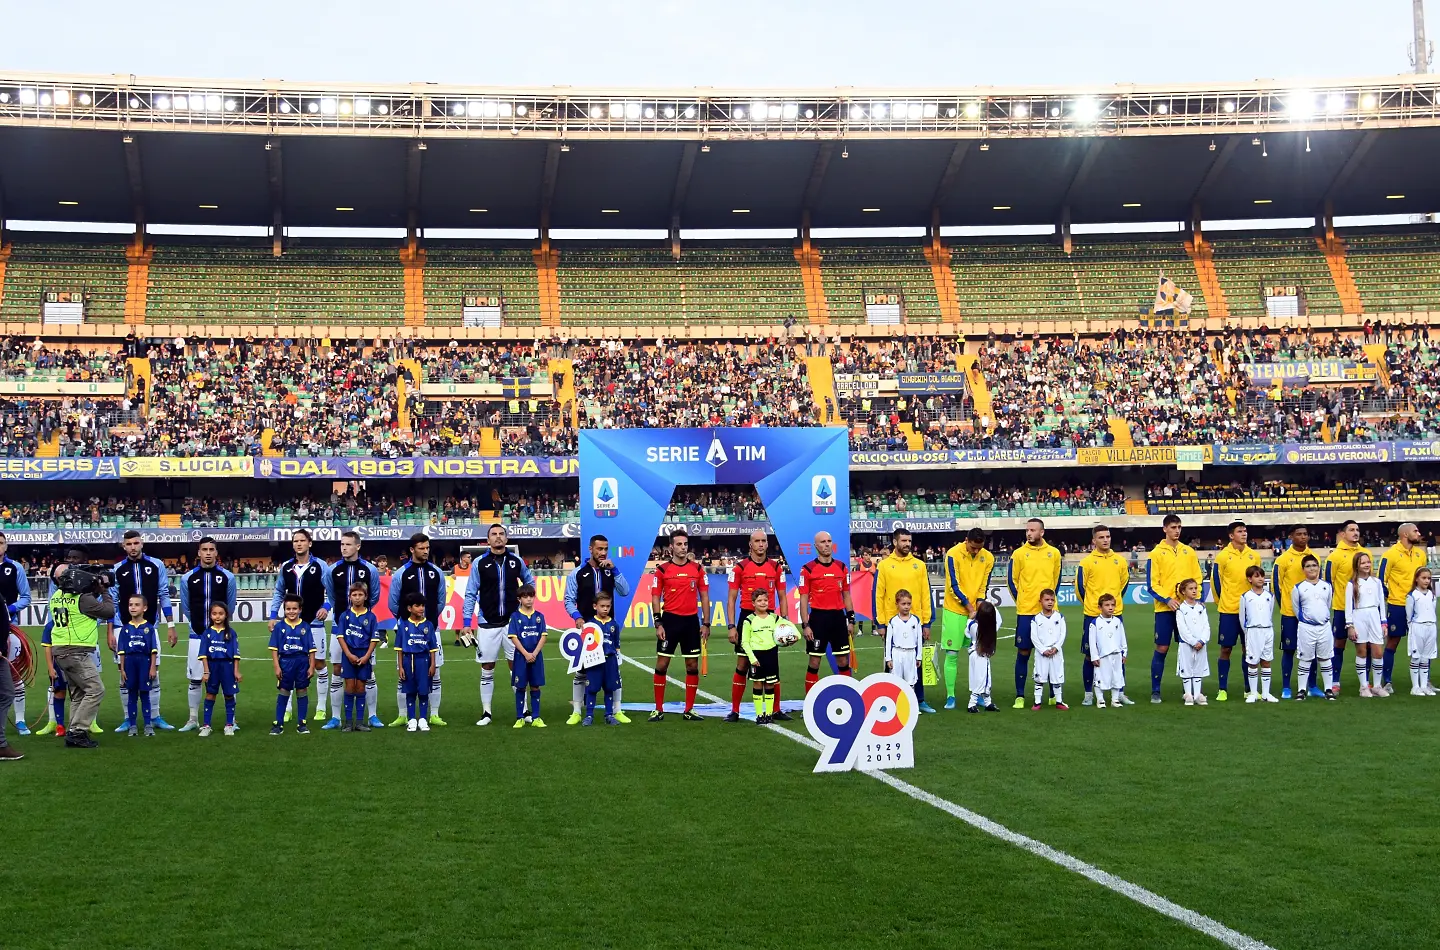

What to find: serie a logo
left=592, top=478, right=619, bottom=518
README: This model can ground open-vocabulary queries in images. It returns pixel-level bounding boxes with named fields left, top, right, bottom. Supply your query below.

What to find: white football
left=774, top=619, right=800, bottom=647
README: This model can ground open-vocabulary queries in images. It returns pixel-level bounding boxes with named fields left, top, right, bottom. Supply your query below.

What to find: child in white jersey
left=966, top=601, right=999, bottom=713
left=1239, top=565, right=1278, bottom=703
left=884, top=591, right=923, bottom=691
left=1030, top=590, right=1068, bottom=711
left=1291, top=554, right=1337, bottom=701
left=1087, top=593, right=1127, bottom=709
left=1345, top=552, right=1388, bottom=697
left=1174, top=578, right=1211, bottom=706
left=1406, top=567, right=1437, bottom=696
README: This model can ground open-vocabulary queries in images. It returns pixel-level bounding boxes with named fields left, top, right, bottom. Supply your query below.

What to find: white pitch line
left=617, top=652, right=1274, bottom=950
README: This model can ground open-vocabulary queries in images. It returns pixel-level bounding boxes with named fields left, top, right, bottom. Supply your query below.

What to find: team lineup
left=6, top=512, right=1439, bottom=749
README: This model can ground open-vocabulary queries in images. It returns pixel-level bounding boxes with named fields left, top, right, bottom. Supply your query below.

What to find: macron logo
left=705, top=436, right=728, bottom=468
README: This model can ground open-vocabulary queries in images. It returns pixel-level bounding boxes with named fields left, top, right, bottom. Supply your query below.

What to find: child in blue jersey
left=394, top=593, right=438, bottom=733
left=270, top=594, right=317, bottom=736
left=508, top=584, right=548, bottom=728
left=582, top=592, right=622, bottom=726
left=199, top=603, right=242, bottom=737
left=117, top=595, right=159, bottom=738
left=336, top=583, right=380, bottom=732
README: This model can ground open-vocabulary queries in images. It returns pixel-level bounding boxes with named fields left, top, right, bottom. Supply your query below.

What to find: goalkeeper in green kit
left=940, top=529, right=995, bottom=709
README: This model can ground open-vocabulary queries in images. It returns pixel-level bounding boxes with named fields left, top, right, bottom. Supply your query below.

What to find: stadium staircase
left=1317, top=234, right=1363, bottom=314
left=1341, top=230, right=1440, bottom=313
left=1125, top=498, right=1150, bottom=517
left=479, top=429, right=502, bottom=457
left=1107, top=417, right=1135, bottom=448
left=123, top=237, right=154, bottom=324
left=0, top=243, right=8, bottom=295
left=1362, top=343, right=1392, bottom=387
left=956, top=354, right=995, bottom=431
left=1184, top=236, right=1229, bottom=319
left=794, top=244, right=830, bottom=323
left=897, top=422, right=925, bottom=450
left=125, top=357, right=152, bottom=414
left=35, top=431, right=60, bottom=458
left=260, top=428, right=281, bottom=457
left=804, top=356, right=843, bottom=425
left=547, top=358, right=578, bottom=428
left=397, top=358, right=422, bottom=434
left=923, top=239, right=962, bottom=322
left=534, top=246, right=562, bottom=327
left=401, top=241, right=426, bottom=326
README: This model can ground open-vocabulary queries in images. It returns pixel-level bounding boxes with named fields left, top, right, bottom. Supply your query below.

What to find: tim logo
left=811, top=475, right=837, bottom=514
left=618, top=546, right=635, bottom=558
left=592, top=477, right=619, bottom=518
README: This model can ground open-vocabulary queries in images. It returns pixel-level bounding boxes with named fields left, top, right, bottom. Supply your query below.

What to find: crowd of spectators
left=855, top=481, right=1127, bottom=513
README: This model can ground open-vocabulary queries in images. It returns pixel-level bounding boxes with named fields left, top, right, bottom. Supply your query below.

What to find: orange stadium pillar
left=401, top=235, right=427, bottom=327
left=794, top=211, right=829, bottom=324
left=123, top=231, right=153, bottom=325
left=0, top=241, right=10, bottom=305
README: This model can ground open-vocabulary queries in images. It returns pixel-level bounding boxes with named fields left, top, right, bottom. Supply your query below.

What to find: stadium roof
left=2, top=71, right=1440, bottom=231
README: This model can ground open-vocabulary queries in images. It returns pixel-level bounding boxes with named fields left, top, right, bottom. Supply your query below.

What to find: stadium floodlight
left=1287, top=90, right=1315, bottom=119
left=625, top=101, right=640, bottom=119
left=339, top=101, right=352, bottom=115
left=224, top=98, right=237, bottom=111
left=78, top=92, right=91, bottom=106
left=1361, top=93, right=1378, bottom=109
left=354, top=98, right=370, bottom=115
left=1073, top=97, right=1099, bottom=122
left=590, top=106, right=604, bottom=118
left=484, top=101, right=500, bottom=117
left=206, top=94, right=221, bottom=111
left=1222, top=100, right=1236, bottom=113
left=53, top=89, right=70, bottom=106
left=733, top=107, right=745, bottom=119
left=749, top=101, right=765, bottom=120
left=849, top=105, right=865, bottom=120
left=908, top=103, right=923, bottom=120
left=516, top=104, right=528, bottom=116
left=964, top=101, right=980, bottom=118
left=1010, top=102, right=1027, bottom=119
left=684, top=105, right=696, bottom=119
left=174, top=95, right=188, bottom=110
left=663, top=105, right=676, bottom=119
left=376, top=103, right=389, bottom=115
left=279, top=100, right=292, bottom=113
left=923, top=103, right=938, bottom=118
left=497, top=102, right=511, bottom=117
left=946, top=106, right=956, bottom=118
left=307, top=101, right=320, bottom=114
left=128, top=97, right=139, bottom=108
left=320, top=98, right=338, bottom=115
left=782, top=103, right=798, bottom=119
left=768, top=104, right=782, bottom=119
left=1325, top=93, right=1344, bottom=114
left=643, top=106, right=654, bottom=118
left=0, top=92, right=9, bottom=103
left=1155, top=102, right=1169, bottom=115
left=156, top=96, right=171, bottom=110
left=1049, top=105, right=1060, bottom=118
left=804, top=107, right=815, bottom=119
left=873, top=103, right=888, bottom=119
left=457, top=103, right=469, bottom=116
left=39, top=92, right=51, bottom=107
left=609, top=102, right=624, bottom=118
left=18, top=88, right=35, bottom=105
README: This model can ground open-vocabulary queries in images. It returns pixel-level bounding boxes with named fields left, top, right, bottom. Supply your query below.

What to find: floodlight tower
left=1412, top=0, right=1434, bottom=73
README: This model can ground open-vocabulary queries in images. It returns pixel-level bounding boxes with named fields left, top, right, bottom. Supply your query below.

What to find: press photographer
left=49, top=550, right=116, bottom=749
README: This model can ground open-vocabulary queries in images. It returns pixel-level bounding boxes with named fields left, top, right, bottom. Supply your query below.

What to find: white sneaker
left=179, top=718, right=200, bottom=733
left=1358, top=685, right=1373, bottom=698
left=1245, top=693, right=1259, bottom=704
left=417, top=718, right=431, bottom=732
left=476, top=712, right=493, bottom=726
left=223, top=725, right=235, bottom=736
left=1425, top=684, right=1438, bottom=696
left=1261, top=693, right=1279, bottom=703
left=198, top=725, right=212, bottom=737
left=1194, top=693, right=1208, bottom=706
left=1374, top=684, right=1390, bottom=697
left=1383, top=683, right=1396, bottom=696
left=406, top=719, right=418, bottom=732
left=1095, top=697, right=1107, bottom=708
left=1117, top=693, right=1135, bottom=706
left=1081, top=692, right=1094, bottom=707
left=1412, top=687, right=1424, bottom=696
left=1183, top=694, right=1194, bottom=706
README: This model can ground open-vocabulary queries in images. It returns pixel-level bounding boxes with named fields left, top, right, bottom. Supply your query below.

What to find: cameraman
left=49, top=550, right=116, bottom=749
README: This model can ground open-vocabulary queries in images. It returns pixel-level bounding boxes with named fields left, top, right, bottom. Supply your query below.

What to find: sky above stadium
left=0, top=0, right=1425, bottom=88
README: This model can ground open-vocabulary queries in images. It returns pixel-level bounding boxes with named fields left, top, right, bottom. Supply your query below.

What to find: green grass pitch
left=4, top=605, right=1436, bottom=949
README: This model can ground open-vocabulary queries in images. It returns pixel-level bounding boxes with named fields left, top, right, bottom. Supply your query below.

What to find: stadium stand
left=0, top=240, right=129, bottom=323
left=1343, top=230, right=1440, bottom=314
left=946, top=239, right=1079, bottom=319
left=679, top=244, right=808, bottom=326
left=1209, top=234, right=1343, bottom=318
left=422, top=243, right=544, bottom=326
left=1070, top=238, right=1209, bottom=319
left=1147, top=478, right=1440, bottom=515
left=818, top=243, right=943, bottom=324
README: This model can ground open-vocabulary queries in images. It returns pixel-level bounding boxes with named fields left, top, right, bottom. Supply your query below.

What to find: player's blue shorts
left=1280, top=615, right=1298, bottom=652
left=1217, top=613, right=1243, bottom=649
left=206, top=660, right=238, bottom=697
left=1153, top=611, right=1178, bottom=646
left=51, top=668, right=68, bottom=691
left=1014, top=614, right=1034, bottom=650
left=1332, top=614, right=1348, bottom=642
left=400, top=652, right=432, bottom=696
left=586, top=654, right=621, bottom=694
left=1388, top=604, right=1408, bottom=639
left=512, top=656, right=546, bottom=691
left=340, top=658, right=373, bottom=681
left=121, top=654, right=153, bottom=693
left=277, top=654, right=312, bottom=691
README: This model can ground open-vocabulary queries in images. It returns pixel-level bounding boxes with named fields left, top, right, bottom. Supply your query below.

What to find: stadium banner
left=0, top=380, right=126, bottom=396
left=1394, top=440, right=1440, bottom=462
left=1212, top=443, right=1282, bottom=466
left=253, top=455, right=579, bottom=479
left=1278, top=442, right=1393, bottom=465
left=579, top=428, right=850, bottom=625
left=418, top=381, right=554, bottom=398
left=1076, top=445, right=1214, bottom=467
left=832, top=373, right=889, bottom=397
left=1242, top=359, right=1378, bottom=383
left=896, top=372, right=969, bottom=394
left=848, top=447, right=1076, bottom=467
left=119, top=456, right=254, bottom=478
left=0, top=456, right=120, bottom=481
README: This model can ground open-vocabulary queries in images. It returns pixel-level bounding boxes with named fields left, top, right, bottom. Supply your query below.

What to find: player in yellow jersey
left=1212, top=521, right=1263, bottom=702
left=874, top=527, right=935, bottom=713
left=1075, top=524, right=1132, bottom=706
left=1007, top=519, right=1063, bottom=708
left=1271, top=525, right=1312, bottom=698
left=1377, top=522, right=1427, bottom=695
left=1323, top=520, right=1368, bottom=695
left=940, top=528, right=994, bottom=709
left=1146, top=514, right=1203, bottom=703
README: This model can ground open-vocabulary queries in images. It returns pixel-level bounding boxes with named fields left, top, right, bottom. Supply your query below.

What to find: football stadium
left=7, top=14, right=1440, bottom=947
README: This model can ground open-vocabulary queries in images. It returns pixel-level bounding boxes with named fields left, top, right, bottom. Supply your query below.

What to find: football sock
left=419, top=693, right=431, bottom=719
left=396, top=686, right=406, bottom=719
left=915, top=681, right=925, bottom=705
left=752, top=687, right=763, bottom=719
left=614, top=684, right=622, bottom=713
left=1246, top=665, right=1258, bottom=695
left=407, top=695, right=417, bottom=720
left=516, top=687, right=528, bottom=719
left=429, top=675, right=442, bottom=717
left=53, top=690, right=64, bottom=726
left=1355, top=655, right=1367, bottom=686
left=1052, top=685, right=1062, bottom=706
left=1411, top=661, right=1422, bottom=692
left=1320, top=659, right=1336, bottom=690
left=10, top=680, right=23, bottom=724
left=297, top=694, right=309, bottom=723
left=584, top=686, right=597, bottom=718
left=480, top=667, right=495, bottom=714
left=773, top=679, right=781, bottom=710
left=1371, top=658, right=1384, bottom=689
left=1217, top=658, right=1230, bottom=691
left=314, top=667, right=329, bottom=717
left=149, top=680, right=161, bottom=721
left=1080, top=650, right=1093, bottom=692
left=188, top=681, right=202, bottom=720
left=572, top=675, right=585, bottom=713
left=203, top=698, right=215, bottom=726
left=329, top=674, right=344, bottom=719
left=1297, top=659, right=1312, bottom=694
left=943, top=652, right=958, bottom=698
left=140, top=690, right=152, bottom=725
left=528, top=690, right=540, bottom=719
left=1033, top=683, right=1044, bottom=706
left=126, top=689, right=138, bottom=724
left=652, top=672, right=666, bottom=711
left=1014, top=654, right=1027, bottom=696
left=1281, top=650, right=1295, bottom=690
left=731, top=673, right=746, bottom=713
left=224, top=697, right=235, bottom=726
left=1150, top=650, right=1165, bottom=693
left=1333, top=642, right=1346, bottom=685
left=1260, top=669, right=1272, bottom=697
left=1382, top=645, right=1396, bottom=684
left=684, top=673, right=698, bottom=711
left=804, top=669, right=819, bottom=694
left=1110, top=688, right=1122, bottom=705
left=274, top=693, right=288, bottom=725
left=366, top=677, right=378, bottom=718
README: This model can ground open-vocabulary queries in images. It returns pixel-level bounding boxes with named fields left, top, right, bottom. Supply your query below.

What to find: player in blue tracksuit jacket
left=582, top=591, right=622, bottom=726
